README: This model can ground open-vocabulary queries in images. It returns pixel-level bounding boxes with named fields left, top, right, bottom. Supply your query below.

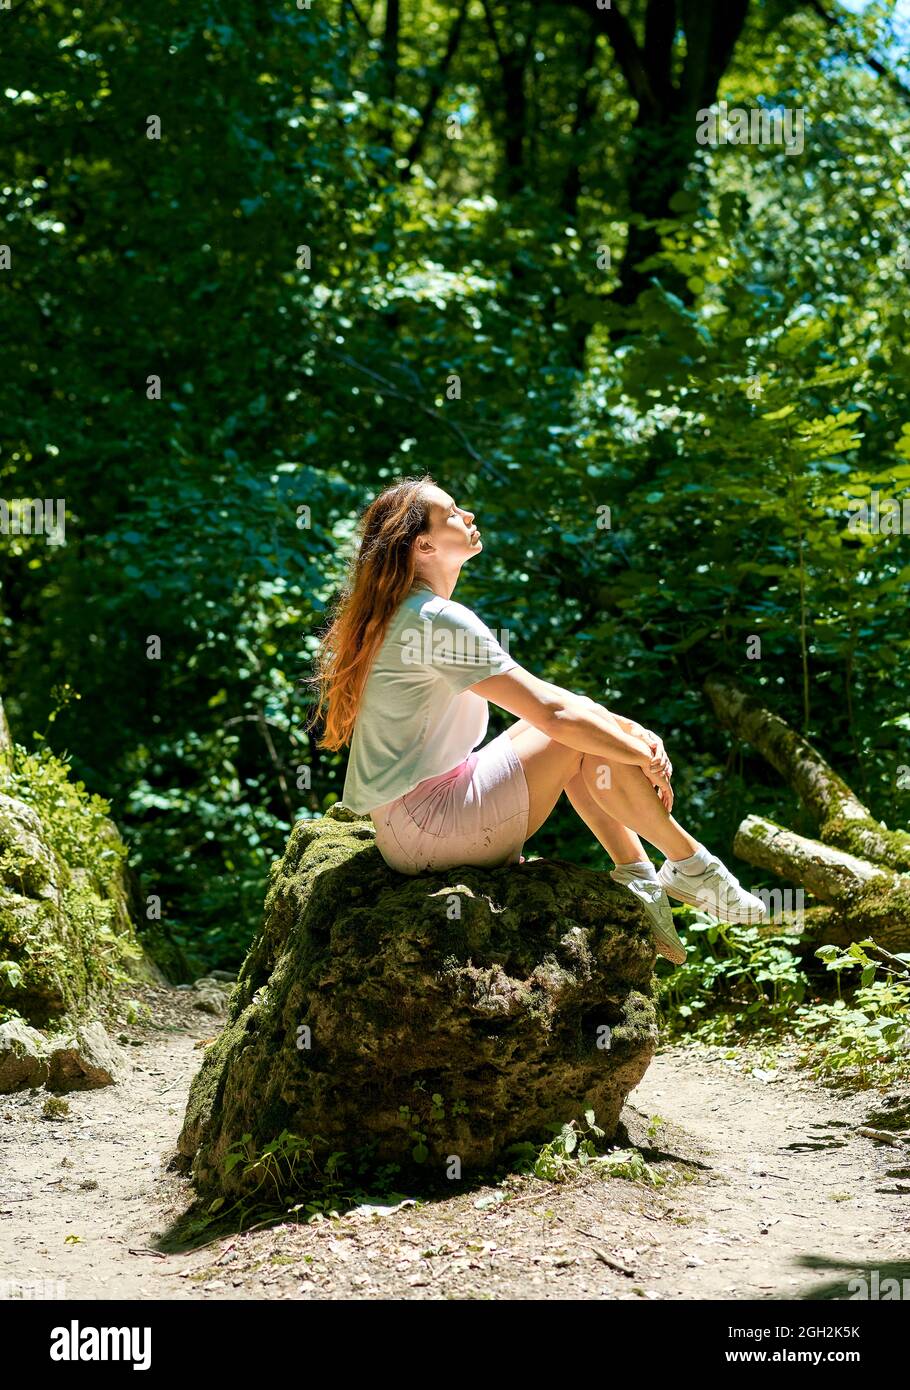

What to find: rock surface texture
left=0, top=693, right=164, bottom=1091
left=178, top=806, right=659, bottom=1198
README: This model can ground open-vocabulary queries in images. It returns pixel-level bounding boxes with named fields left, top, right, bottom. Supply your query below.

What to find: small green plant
left=399, top=1085, right=469, bottom=1164
left=504, top=1109, right=666, bottom=1186
left=5, top=736, right=143, bottom=1006
left=219, top=1129, right=353, bottom=1223
left=659, top=909, right=809, bottom=1040
left=660, top=913, right=910, bottom=1088
left=0, top=961, right=23, bottom=991
left=791, top=940, right=910, bottom=1084
left=646, top=1114, right=666, bottom=1144
left=599, top=1148, right=665, bottom=1185
left=123, top=998, right=152, bottom=1026
left=398, top=1104, right=429, bottom=1163
left=42, top=1096, right=71, bottom=1121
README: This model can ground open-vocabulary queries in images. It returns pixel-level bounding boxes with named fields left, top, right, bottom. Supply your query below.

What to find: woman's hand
left=647, top=762, right=674, bottom=813
left=567, top=700, right=674, bottom=793
left=643, top=728, right=673, bottom=810
left=642, top=728, right=672, bottom=782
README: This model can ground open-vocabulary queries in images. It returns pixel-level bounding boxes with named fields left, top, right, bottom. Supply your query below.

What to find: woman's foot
left=610, top=864, right=687, bottom=965
left=658, top=846, right=766, bottom=924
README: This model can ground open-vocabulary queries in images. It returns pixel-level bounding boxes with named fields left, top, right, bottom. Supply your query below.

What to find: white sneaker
left=658, top=854, right=766, bottom=924
left=610, top=869, right=687, bottom=965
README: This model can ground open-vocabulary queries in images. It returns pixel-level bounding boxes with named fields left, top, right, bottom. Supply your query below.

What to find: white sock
left=668, top=843, right=713, bottom=875
left=611, top=858, right=659, bottom=884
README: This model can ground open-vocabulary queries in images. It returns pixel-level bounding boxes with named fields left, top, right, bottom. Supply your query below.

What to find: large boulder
left=178, top=806, right=659, bottom=1198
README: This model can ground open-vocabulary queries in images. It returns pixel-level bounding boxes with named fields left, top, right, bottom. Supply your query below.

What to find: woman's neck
left=412, top=563, right=460, bottom=600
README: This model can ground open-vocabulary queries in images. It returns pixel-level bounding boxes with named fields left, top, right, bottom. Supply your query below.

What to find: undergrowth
left=657, top=908, right=910, bottom=1088
left=194, top=1106, right=675, bottom=1238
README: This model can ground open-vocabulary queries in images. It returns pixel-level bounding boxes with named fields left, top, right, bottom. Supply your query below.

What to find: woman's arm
left=469, top=666, right=656, bottom=769
left=611, top=712, right=671, bottom=779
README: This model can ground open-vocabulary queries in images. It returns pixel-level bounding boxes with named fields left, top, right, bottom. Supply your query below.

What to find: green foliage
left=505, top=1110, right=665, bottom=1186
left=3, top=1, right=910, bottom=969
left=399, top=1085, right=470, bottom=1164
left=658, top=908, right=809, bottom=1038
left=8, top=743, right=125, bottom=892
left=793, top=940, right=910, bottom=1085
left=216, top=1129, right=403, bottom=1229
left=1, top=736, right=143, bottom=1017
left=659, top=916, right=910, bottom=1087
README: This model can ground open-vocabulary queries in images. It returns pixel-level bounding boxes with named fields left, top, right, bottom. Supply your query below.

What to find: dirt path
left=1, top=983, right=907, bottom=1301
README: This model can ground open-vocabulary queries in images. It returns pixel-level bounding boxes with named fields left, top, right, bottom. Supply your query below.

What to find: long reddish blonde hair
left=306, top=475, right=437, bottom=751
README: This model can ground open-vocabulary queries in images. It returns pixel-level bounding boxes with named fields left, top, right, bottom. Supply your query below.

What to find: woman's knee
left=580, top=750, right=639, bottom=796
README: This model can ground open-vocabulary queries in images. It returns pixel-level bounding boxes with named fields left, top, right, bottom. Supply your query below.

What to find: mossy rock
left=0, top=702, right=165, bottom=1025
left=178, top=812, right=659, bottom=1198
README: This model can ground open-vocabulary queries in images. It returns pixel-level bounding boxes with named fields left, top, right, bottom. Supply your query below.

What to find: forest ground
left=1, top=980, right=908, bottom=1302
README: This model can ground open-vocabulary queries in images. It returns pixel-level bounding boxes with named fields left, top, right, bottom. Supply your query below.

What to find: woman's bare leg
left=506, top=721, right=699, bottom=860
left=579, top=753, right=699, bottom=860
left=506, top=723, right=584, bottom=837
left=563, top=771, right=648, bottom=864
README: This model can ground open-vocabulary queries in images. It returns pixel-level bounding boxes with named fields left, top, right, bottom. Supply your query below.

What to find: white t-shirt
left=341, top=582, right=518, bottom=813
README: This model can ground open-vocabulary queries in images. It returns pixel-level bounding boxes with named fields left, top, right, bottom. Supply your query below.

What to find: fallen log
left=706, top=676, right=910, bottom=872
left=734, top=815, right=910, bottom=954
left=705, top=678, right=910, bottom=953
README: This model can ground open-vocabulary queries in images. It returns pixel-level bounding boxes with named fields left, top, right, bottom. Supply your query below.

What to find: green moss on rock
left=178, top=811, right=659, bottom=1198
left=0, top=736, right=161, bottom=1026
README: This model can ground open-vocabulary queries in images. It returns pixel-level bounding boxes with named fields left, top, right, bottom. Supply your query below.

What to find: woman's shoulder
left=406, top=588, right=489, bottom=629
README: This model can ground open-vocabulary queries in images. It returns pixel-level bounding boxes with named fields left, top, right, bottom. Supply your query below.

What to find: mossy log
left=706, top=677, right=910, bottom=951
left=177, top=807, right=659, bottom=1200
left=734, top=815, right=910, bottom=954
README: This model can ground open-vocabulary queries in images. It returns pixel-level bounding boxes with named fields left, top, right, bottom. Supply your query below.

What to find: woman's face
left=417, top=484, right=482, bottom=563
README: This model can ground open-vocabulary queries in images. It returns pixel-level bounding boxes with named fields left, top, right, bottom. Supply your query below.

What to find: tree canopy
left=2, top=0, right=909, bottom=969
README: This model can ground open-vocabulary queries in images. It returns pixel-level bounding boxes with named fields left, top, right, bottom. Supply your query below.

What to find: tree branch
left=402, top=0, right=470, bottom=178
left=804, top=0, right=910, bottom=108
left=545, top=0, right=664, bottom=112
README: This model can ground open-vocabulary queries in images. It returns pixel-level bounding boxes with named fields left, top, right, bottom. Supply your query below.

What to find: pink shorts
left=370, top=730, right=530, bottom=875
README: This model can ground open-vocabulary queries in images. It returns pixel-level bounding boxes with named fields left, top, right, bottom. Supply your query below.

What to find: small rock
left=193, top=991, right=228, bottom=1016
left=192, top=978, right=232, bottom=1016
left=45, top=1022, right=128, bottom=1092
left=0, top=1018, right=50, bottom=1093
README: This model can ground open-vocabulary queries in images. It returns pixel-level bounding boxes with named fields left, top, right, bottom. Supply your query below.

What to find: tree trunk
left=379, top=0, right=401, bottom=151
left=481, top=0, right=534, bottom=198
left=706, top=677, right=910, bottom=952
left=402, top=0, right=470, bottom=180
left=706, top=677, right=910, bottom=871
left=0, top=695, right=12, bottom=778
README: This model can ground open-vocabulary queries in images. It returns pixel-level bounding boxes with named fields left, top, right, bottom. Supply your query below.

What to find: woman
left=308, top=475, right=765, bottom=965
